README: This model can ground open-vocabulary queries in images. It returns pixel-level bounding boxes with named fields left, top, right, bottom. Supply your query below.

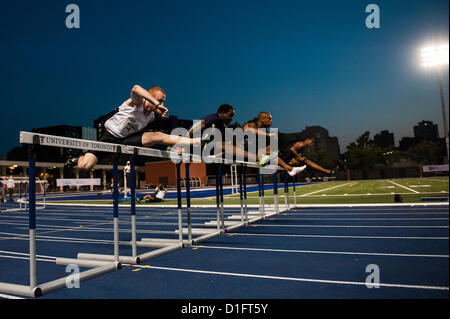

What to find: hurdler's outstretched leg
left=289, top=157, right=331, bottom=174
left=278, top=157, right=306, bottom=176
left=142, top=131, right=201, bottom=148
left=75, top=132, right=201, bottom=171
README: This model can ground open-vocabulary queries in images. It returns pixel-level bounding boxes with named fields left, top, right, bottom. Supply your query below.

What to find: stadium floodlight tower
left=421, top=43, right=449, bottom=162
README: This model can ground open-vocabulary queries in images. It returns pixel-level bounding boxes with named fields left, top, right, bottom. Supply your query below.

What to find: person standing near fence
left=6, top=176, right=15, bottom=202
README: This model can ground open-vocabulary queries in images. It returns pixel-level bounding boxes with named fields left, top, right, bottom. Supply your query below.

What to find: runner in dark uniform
left=281, top=137, right=339, bottom=175
left=243, top=112, right=305, bottom=176
left=189, top=104, right=270, bottom=165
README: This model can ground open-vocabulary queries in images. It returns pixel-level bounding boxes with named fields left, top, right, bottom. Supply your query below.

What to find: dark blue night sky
left=0, top=0, right=448, bottom=155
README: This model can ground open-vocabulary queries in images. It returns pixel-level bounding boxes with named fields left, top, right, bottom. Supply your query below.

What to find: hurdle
left=1, top=131, right=286, bottom=297
left=176, top=164, right=284, bottom=242
left=16, top=180, right=47, bottom=212
left=78, top=151, right=188, bottom=264
left=75, top=146, right=142, bottom=265
left=136, top=154, right=192, bottom=254
left=0, top=179, right=46, bottom=213
left=0, top=137, right=120, bottom=297
left=230, top=164, right=238, bottom=194
left=216, top=165, right=222, bottom=231
left=292, top=175, right=297, bottom=208
left=5, top=132, right=192, bottom=297
left=219, top=165, right=226, bottom=230
left=0, top=142, right=41, bottom=297
left=239, top=165, right=245, bottom=223
left=258, top=172, right=265, bottom=217
left=273, top=172, right=279, bottom=214
left=284, top=172, right=290, bottom=210
left=215, top=163, right=247, bottom=232
left=242, top=164, right=249, bottom=223
left=179, top=163, right=225, bottom=243
left=185, top=163, right=193, bottom=243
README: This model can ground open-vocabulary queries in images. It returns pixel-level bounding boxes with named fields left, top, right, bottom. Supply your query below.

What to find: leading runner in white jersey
left=70, top=85, right=201, bottom=171
left=105, top=101, right=156, bottom=138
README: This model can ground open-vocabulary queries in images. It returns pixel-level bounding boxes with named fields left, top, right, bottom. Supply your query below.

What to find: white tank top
left=105, top=99, right=155, bottom=138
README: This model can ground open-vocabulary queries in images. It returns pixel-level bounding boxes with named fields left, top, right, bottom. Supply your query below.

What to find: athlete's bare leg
left=223, top=143, right=260, bottom=162
left=77, top=133, right=200, bottom=171
left=277, top=157, right=294, bottom=172
left=142, top=132, right=200, bottom=147
left=289, top=157, right=331, bottom=174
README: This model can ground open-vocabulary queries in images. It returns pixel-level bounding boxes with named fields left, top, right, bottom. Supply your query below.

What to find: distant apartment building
left=398, top=120, right=447, bottom=163
left=400, top=120, right=441, bottom=151
left=414, top=120, right=439, bottom=139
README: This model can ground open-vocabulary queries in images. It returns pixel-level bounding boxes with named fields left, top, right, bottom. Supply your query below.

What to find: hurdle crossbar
left=19, top=131, right=281, bottom=170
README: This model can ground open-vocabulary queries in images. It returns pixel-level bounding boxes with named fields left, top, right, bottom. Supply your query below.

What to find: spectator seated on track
left=137, top=184, right=168, bottom=203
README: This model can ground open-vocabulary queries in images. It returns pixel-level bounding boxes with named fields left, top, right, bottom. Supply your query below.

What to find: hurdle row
left=0, top=131, right=297, bottom=298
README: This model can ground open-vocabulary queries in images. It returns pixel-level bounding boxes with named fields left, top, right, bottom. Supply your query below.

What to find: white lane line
left=195, top=245, right=449, bottom=258
left=286, top=209, right=448, bottom=214
left=271, top=218, right=449, bottom=221
left=0, top=293, right=25, bottom=299
left=0, top=254, right=55, bottom=262
left=0, top=253, right=447, bottom=293
left=419, top=178, right=449, bottom=183
left=287, top=192, right=448, bottom=197
left=0, top=250, right=57, bottom=260
left=232, top=233, right=449, bottom=240
left=300, top=182, right=352, bottom=197
left=130, top=264, right=449, bottom=291
left=251, top=224, right=449, bottom=228
left=278, top=212, right=449, bottom=216
left=388, top=180, right=420, bottom=194
left=0, top=233, right=122, bottom=245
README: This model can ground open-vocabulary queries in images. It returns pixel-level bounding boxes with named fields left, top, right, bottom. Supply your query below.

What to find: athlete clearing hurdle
left=65, top=85, right=201, bottom=170
left=281, top=137, right=339, bottom=175
left=187, top=104, right=273, bottom=166
left=243, top=112, right=306, bottom=176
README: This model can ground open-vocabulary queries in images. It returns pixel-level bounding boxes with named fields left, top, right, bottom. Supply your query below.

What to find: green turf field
left=220, top=177, right=449, bottom=205
left=50, top=177, right=449, bottom=206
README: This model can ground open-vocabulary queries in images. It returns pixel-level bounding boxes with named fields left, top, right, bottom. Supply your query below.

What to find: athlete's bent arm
left=131, top=85, right=160, bottom=106
left=131, top=85, right=168, bottom=118
left=289, top=142, right=306, bottom=162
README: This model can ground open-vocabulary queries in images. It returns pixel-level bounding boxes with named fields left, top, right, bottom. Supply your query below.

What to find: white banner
left=423, top=164, right=449, bottom=173
left=57, top=178, right=101, bottom=187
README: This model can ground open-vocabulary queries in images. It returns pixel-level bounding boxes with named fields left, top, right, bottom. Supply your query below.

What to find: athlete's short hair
left=257, top=112, right=272, bottom=121
left=217, top=104, right=234, bottom=114
left=148, top=86, right=166, bottom=96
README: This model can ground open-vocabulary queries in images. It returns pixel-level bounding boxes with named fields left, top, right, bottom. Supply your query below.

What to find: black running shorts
left=87, top=130, right=145, bottom=163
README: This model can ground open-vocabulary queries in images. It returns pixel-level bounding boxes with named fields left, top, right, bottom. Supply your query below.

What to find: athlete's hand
left=157, top=105, right=169, bottom=118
